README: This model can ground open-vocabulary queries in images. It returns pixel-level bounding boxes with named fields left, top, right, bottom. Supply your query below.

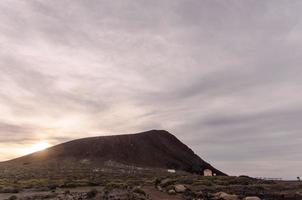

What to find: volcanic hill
left=1, top=130, right=225, bottom=176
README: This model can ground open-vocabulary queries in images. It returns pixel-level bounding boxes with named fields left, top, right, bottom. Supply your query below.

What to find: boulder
left=174, top=184, right=186, bottom=193
left=244, top=197, right=261, bottom=200
left=213, top=192, right=239, bottom=200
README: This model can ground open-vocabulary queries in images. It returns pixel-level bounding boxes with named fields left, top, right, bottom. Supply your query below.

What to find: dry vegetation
left=0, top=164, right=301, bottom=200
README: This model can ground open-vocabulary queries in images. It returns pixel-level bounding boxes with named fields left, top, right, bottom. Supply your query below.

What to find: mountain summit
left=3, top=130, right=225, bottom=176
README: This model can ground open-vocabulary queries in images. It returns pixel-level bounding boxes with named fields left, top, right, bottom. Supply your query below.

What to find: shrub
left=165, top=185, right=175, bottom=191
left=64, top=190, right=70, bottom=195
left=87, top=189, right=98, bottom=198
left=160, top=178, right=176, bottom=187
left=47, top=184, right=58, bottom=191
left=132, top=187, right=146, bottom=196
left=179, top=179, right=194, bottom=185
left=1, top=187, right=20, bottom=193
left=62, top=182, right=77, bottom=188
left=154, top=178, right=161, bottom=186
left=105, top=182, right=128, bottom=190
left=8, top=195, right=18, bottom=200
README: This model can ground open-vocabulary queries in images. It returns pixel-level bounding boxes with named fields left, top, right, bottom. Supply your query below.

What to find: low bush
left=105, top=182, right=128, bottom=190
left=8, top=195, right=18, bottom=200
left=86, top=189, right=98, bottom=198
left=132, top=187, right=146, bottom=196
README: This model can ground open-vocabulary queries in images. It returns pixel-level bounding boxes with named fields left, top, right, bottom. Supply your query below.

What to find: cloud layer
left=1, top=0, right=302, bottom=179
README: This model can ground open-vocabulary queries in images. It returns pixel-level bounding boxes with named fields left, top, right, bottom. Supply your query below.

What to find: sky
left=0, top=0, right=302, bottom=179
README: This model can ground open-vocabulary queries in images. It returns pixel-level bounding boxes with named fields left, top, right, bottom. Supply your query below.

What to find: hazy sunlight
left=24, top=141, right=51, bottom=155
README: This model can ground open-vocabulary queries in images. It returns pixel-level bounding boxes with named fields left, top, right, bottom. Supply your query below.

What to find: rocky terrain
left=0, top=173, right=301, bottom=200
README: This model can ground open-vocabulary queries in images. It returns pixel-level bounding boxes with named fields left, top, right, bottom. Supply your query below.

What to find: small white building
left=203, top=169, right=213, bottom=176
left=167, top=169, right=176, bottom=173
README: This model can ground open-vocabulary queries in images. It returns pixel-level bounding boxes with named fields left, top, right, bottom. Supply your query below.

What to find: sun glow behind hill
left=24, top=141, right=51, bottom=155
left=0, top=141, right=53, bottom=162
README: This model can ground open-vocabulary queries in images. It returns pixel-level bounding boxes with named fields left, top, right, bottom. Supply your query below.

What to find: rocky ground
left=0, top=171, right=301, bottom=200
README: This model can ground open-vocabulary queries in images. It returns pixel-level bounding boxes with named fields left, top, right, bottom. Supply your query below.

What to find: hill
left=1, top=130, right=225, bottom=176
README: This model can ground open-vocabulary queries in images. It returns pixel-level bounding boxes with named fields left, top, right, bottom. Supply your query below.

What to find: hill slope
left=2, top=130, right=225, bottom=175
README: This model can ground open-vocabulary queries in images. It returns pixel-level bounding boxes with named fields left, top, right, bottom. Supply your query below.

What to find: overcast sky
left=0, top=0, right=302, bottom=179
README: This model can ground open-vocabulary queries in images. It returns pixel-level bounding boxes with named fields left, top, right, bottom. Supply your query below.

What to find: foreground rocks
left=2, top=175, right=302, bottom=200
left=213, top=192, right=240, bottom=200
left=5, top=191, right=264, bottom=200
left=5, top=188, right=150, bottom=200
left=154, top=178, right=264, bottom=200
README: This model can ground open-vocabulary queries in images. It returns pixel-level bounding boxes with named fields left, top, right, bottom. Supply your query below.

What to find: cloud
left=0, top=0, right=302, bottom=179
left=0, top=122, right=35, bottom=142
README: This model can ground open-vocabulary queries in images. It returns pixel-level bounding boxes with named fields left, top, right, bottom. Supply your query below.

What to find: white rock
left=168, top=189, right=176, bottom=195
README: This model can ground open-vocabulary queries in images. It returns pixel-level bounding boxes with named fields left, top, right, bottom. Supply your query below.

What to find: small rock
left=244, top=197, right=261, bottom=200
left=156, top=185, right=163, bottom=192
left=168, top=189, right=176, bottom=195
left=174, top=184, right=187, bottom=193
